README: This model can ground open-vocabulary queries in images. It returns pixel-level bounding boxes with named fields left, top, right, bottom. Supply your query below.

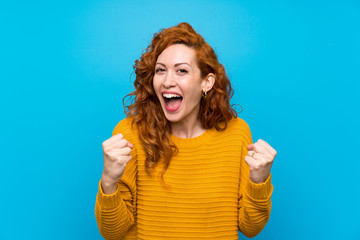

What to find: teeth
left=162, top=93, right=181, bottom=98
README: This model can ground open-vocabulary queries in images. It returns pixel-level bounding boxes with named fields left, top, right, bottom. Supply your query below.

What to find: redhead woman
left=95, top=22, right=277, bottom=239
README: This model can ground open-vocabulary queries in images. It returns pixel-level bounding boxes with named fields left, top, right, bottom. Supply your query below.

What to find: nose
left=163, top=72, right=177, bottom=88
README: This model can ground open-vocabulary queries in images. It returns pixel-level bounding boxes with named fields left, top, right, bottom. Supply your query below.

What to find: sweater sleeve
left=238, top=120, right=273, bottom=238
left=95, top=119, right=138, bottom=239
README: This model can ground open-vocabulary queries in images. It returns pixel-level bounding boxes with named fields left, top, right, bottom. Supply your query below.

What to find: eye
left=155, top=68, right=165, bottom=73
left=177, top=69, right=188, bottom=73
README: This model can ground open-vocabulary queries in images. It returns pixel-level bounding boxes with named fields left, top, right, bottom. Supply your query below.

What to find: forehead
left=157, top=44, right=196, bottom=65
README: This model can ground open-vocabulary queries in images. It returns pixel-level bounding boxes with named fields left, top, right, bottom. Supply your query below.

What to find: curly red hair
left=124, top=22, right=237, bottom=179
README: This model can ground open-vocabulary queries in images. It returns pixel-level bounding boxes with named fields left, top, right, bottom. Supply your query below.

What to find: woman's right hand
left=101, top=133, right=133, bottom=194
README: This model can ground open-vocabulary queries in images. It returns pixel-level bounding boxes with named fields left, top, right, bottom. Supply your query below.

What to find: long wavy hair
left=124, top=22, right=238, bottom=180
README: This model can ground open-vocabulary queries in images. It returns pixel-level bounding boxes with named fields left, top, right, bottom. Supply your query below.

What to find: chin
left=163, top=112, right=182, bottom=123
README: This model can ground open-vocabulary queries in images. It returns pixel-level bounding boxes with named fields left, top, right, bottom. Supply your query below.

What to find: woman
left=95, top=22, right=277, bottom=239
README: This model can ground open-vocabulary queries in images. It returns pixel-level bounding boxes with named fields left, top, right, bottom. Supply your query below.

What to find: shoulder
left=216, top=117, right=252, bottom=144
left=112, top=117, right=138, bottom=142
left=226, top=117, right=251, bottom=134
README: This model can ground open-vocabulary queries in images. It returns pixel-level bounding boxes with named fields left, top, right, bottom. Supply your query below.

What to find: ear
left=201, top=73, right=215, bottom=92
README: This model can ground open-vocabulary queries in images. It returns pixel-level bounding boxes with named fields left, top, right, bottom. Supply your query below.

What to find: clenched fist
left=245, top=139, right=277, bottom=184
left=101, top=133, right=133, bottom=194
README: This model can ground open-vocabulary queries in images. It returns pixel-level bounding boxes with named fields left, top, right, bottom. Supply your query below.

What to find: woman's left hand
left=245, top=139, right=277, bottom=184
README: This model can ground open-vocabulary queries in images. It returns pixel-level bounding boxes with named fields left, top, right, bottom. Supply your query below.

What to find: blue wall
left=1, top=0, right=359, bottom=239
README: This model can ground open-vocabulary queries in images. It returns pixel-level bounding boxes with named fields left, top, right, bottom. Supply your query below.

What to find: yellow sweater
left=95, top=117, right=273, bottom=239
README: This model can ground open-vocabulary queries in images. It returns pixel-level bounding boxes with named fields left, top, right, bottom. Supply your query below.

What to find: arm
left=95, top=157, right=137, bottom=239
left=238, top=123, right=273, bottom=238
left=95, top=121, right=138, bottom=239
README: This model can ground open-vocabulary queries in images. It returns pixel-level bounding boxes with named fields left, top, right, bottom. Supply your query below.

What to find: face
left=153, top=44, right=208, bottom=125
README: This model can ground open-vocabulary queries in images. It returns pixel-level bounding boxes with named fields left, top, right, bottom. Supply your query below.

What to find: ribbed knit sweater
left=95, top=117, right=273, bottom=239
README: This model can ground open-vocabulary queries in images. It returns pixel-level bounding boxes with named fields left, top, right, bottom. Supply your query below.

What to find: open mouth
left=162, top=93, right=183, bottom=112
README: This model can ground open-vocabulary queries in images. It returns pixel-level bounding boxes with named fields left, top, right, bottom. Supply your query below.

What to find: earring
left=202, top=90, right=207, bottom=98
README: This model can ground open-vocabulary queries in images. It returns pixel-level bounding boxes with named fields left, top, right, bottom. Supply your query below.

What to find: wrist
left=101, top=175, right=118, bottom=194
left=249, top=171, right=270, bottom=184
left=250, top=176, right=267, bottom=184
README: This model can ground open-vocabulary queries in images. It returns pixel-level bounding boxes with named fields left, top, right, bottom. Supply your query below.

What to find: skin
left=101, top=44, right=277, bottom=194
left=153, top=44, right=215, bottom=138
left=246, top=139, right=277, bottom=183
left=101, top=134, right=133, bottom=194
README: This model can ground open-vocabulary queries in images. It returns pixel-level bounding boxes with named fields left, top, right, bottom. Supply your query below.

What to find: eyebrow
left=155, top=62, right=192, bottom=68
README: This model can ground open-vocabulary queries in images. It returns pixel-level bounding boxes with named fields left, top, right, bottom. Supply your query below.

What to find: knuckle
left=253, top=163, right=261, bottom=170
left=102, top=140, right=108, bottom=149
left=120, top=147, right=131, bottom=155
left=256, top=159, right=268, bottom=168
left=120, top=139, right=128, bottom=146
left=265, top=159, right=272, bottom=165
left=122, top=149, right=130, bottom=156
left=108, top=155, right=117, bottom=162
left=116, top=133, right=123, bottom=139
left=117, top=158, right=127, bottom=166
left=125, top=147, right=132, bottom=154
left=102, top=145, right=110, bottom=153
left=125, top=155, right=132, bottom=162
left=118, top=155, right=132, bottom=165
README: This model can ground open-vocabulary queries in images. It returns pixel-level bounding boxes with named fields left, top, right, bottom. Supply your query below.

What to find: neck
left=171, top=117, right=206, bottom=139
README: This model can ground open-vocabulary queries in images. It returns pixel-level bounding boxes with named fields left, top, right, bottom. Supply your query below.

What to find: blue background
left=1, top=0, right=359, bottom=239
